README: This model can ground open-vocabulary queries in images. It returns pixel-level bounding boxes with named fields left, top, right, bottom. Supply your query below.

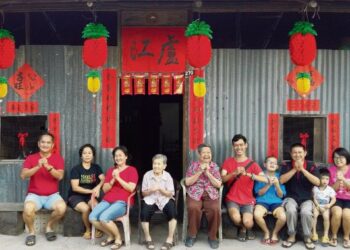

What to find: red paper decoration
left=121, top=74, right=133, bottom=95
left=148, top=74, right=159, bottom=95
left=134, top=75, right=146, bottom=95
left=0, top=28, right=15, bottom=69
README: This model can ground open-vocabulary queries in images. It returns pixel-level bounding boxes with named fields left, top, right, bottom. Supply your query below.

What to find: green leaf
left=194, top=77, right=205, bottom=83
left=185, top=20, right=213, bottom=39
left=0, top=77, right=8, bottom=84
left=289, top=21, right=317, bottom=36
left=86, top=70, right=101, bottom=79
left=0, top=29, right=14, bottom=40
left=82, top=23, right=110, bottom=39
left=297, top=72, right=311, bottom=79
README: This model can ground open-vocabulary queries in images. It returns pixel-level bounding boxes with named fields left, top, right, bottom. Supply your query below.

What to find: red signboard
left=48, top=113, right=60, bottom=154
left=287, top=99, right=320, bottom=111
left=122, top=27, right=186, bottom=73
left=8, top=63, right=44, bottom=100
left=328, top=113, right=340, bottom=163
left=101, top=69, right=117, bottom=148
left=6, top=101, right=39, bottom=113
left=189, top=75, right=204, bottom=150
left=267, top=113, right=279, bottom=158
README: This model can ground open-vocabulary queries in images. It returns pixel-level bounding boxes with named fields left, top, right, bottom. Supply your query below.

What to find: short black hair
left=79, top=144, right=96, bottom=158
left=264, top=155, right=277, bottom=163
left=231, top=134, right=247, bottom=145
left=290, top=143, right=306, bottom=152
left=112, top=146, right=129, bottom=158
left=197, top=143, right=212, bottom=154
left=319, top=168, right=330, bottom=178
left=38, top=132, right=55, bottom=142
left=332, top=147, right=350, bottom=165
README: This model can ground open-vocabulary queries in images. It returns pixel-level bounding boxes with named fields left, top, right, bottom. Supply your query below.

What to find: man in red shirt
left=20, top=132, right=66, bottom=246
left=221, top=134, right=267, bottom=241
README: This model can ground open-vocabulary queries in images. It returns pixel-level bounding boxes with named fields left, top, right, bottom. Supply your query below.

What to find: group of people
left=20, top=132, right=350, bottom=250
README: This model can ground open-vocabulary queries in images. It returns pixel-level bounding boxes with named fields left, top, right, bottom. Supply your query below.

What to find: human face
left=38, top=135, right=54, bottom=154
left=334, top=153, right=347, bottom=168
left=265, top=157, right=278, bottom=172
left=81, top=147, right=94, bottom=164
left=232, top=139, right=247, bottom=157
left=114, top=149, right=127, bottom=167
left=199, top=147, right=212, bottom=163
left=152, top=158, right=166, bottom=175
left=320, top=175, right=330, bottom=187
left=290, top=146, right=307, bottom=162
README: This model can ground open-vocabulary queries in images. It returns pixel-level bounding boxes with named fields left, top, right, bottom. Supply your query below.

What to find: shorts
left=24, top=192, right=63, bottom=211
left=256, top=202, right=282, bottom=213
left=67, top=194, right=91, bottom=209
left=334, top=199, right=350, bottom=209
left=226, top=201, right=254, bottom=214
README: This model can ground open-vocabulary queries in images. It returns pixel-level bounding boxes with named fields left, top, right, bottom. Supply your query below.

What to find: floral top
left=185, top=161, right=221, bottom=201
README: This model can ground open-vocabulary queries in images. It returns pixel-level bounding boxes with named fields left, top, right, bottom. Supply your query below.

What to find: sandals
left=329, top=237, right=337, bottom=247
left=261, top=238, right=271, bottom=245
left=247, top=230, right=255, bottom=240
left=45, top=231, right=57, bottom=241
left=95, top=229, right=104, bottom=238
left=83, top=231, right=91, bottom=239
left=110, top=242, right=123, bottom=250
left=100, top=238, right=115, bottom=247
left=25, top=235, right=36, bottom=246
left=344, top=239, right=350, bottom=249
left=160, top=242, right=174, bottom=250
left=270, top=239, right=279, bottom=245
left=238, top=229, right=246, bottom=242
left=144, top=240, right=155, bottom=250
left=282, top=240, right=296, bottom=248
left=304, top=240, right=316, bottom=250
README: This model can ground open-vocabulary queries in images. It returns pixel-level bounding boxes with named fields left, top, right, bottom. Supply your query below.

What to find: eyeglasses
left=334, top=156, right=346, bottom=160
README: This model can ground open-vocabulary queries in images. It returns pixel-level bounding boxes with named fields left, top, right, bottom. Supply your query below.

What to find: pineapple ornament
left=0, top=77, right=8, bottom=102
left=86, top=70, right=101, bottom=98
left=193, top=77, right=206, bottom=98
left=296, top=72, right=311, bottom=97
left=0, top=28, right=15, bottom=69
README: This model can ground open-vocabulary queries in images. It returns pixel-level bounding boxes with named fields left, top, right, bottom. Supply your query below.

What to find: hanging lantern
left=82, top=23, right=109, bottom=69
left=185, top=20, right=213, bottom=68
left=0, top=77, right=8, bottom=102
left=296, top=72, right=311, bottom=97
left=193, top=77, right=206, bottom=98
left=289, top=21, right=317, bottom=66
left=0, top=28, right=16, bottom=69
left=86, top=70, right=101, bottom=97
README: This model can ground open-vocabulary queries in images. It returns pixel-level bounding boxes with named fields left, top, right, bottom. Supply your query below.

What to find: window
left=0, top=115, right=47, bottom=160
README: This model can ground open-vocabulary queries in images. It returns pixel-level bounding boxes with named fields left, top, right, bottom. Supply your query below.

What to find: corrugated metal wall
left=200, top=49, right=350, bottom=167
left=1, top=47, right=350, bottom=202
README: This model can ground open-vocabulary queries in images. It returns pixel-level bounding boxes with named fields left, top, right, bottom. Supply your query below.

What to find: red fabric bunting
left=267, top=113, right=279, bottom=158
left=101, top=69, right=117, bottom=148
left=161, top=74, right=173, bottom=95
left=189, top=75, right=204, bottom=150
left=121, top=74, right=133, bottom=95
left=134, top=75, right=146, bottom=95
left=328, top=113, right=340, bottom=163
left=48, top=113, right=60, bottom=154
left=173, top=74, right=184, bottom=95
left=148, top=74, right=159, bottom=95
left=6, top=101, right=39, bottom=113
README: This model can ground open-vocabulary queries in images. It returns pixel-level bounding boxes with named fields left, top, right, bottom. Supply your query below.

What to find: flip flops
left=261, top=238, right=271, bottom=245
left=100, top=238, right=115, bottom=247
left=25, top=235, right=36, bottom=246
left=160, top=242, right=174, bottom=250
left=282, top=240, right=296, bottom=248
left=45, top=231, right=57, bottom=241
left=344, top=239, right=350, bottom=249
left=329, top=237, right=337, bottom=247
left=304, top=240, right=315, bottom=250
left=110, top=242, right=123, bottom=250
left=144, top=240, right=155, bottom=250
left=238, top=229, right=246, bottom=242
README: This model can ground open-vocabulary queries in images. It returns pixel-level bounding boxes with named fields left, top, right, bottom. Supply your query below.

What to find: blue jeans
left=89, top=200, right=127, bottom=223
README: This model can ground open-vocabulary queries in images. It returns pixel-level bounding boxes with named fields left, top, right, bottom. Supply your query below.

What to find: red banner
left=267, top=113, right=279, bottom=158
left=173, top=74, right=184, bottom=95
left=101, top=69, right=117, bottom=148
left=134, top=74, right=146, bottom=95
left=328, top=113, right=340, bottom=163
left=189, top=75, right=204, bottom=150
left=121, top=74, right=133, bottom=95
left=148, top=74, right=159, bottom=95
left=8, top=63, right=45, bottom=100
left=287, top=99, right=320, bottom=111
left=161, top=74, right=172, bottom=95
left=6, top=101, right=39, bottom=113
left=122, top=27, right=186, bottom=73
left=48, top=113, right=60, bottom=154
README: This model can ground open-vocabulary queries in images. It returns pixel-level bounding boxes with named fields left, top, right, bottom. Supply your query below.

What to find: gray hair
left=197, top=143, right=212, bottom=154
left=152, top=154, right=167, bottom=165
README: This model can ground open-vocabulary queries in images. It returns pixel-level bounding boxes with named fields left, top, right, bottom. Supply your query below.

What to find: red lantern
left=185, top=20, right=213, bottom=68
left=0, top=28, right=15, bottom=69
left=289, top=21, right=317, bottom=66
left=82, top=23, right=109, bottom=69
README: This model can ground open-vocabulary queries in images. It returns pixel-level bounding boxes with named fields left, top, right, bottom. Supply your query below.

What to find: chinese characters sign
left=48, top=113, right=60, bottom=154
left=189, top=75, right=204, bottom=150
left=6, top=101, right=39, bottom=113
left=328, top=113, right=340, bottom=163
left=122, top=27, right=186, bottom=73
left=8, top=63, right=44, bottom=100
left=287, top=99, right=320, bottom=111
left=267, top=113, right=279, bottom=158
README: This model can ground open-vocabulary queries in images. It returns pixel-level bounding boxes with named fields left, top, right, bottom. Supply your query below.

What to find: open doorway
left=119, top=95, right=183, bottom=181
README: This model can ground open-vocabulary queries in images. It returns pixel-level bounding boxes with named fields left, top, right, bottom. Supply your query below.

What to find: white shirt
left=312, top=185, right=336, bottom=207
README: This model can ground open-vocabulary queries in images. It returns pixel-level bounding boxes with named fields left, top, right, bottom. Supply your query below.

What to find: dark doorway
left=120, top=95, right=183, bottom=182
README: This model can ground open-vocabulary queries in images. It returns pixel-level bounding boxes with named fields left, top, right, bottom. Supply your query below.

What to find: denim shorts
left=226, top=201, right=254, bottom=214
left=256, top=202, right=282, bottom=213
left=89, top=200, right=127, bottom=223
left=24, top=192, right=63, bottom=211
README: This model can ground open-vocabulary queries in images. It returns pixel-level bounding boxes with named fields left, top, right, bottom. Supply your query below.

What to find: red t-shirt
left=222, top=157, right=262, bottom=205
left=23, top=152, right=65, bottom=196
left=103, top=166, right=138, bottom=204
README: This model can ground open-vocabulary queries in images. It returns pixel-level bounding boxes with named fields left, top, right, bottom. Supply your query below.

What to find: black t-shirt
left=68, top=163, right=103, bottom=198
left=280, top=160, right=319, bottom=204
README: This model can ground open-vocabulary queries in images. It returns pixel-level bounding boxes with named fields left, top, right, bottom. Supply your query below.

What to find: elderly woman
left=89, top=146, right=138, bottom=250
left=67, top=144, right=105, bottom=239
left=184, top=143, right=222, bottom=249
left=329, top=147, right=350, bottom=248
left=140, top=154, right=177, bottom=250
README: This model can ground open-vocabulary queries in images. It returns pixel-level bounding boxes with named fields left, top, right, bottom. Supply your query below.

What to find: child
left=140, top=154, right=177, bottom=250
left=311, top=168, right=336, bottom=246
left=254, top=156, right=286, bottom=245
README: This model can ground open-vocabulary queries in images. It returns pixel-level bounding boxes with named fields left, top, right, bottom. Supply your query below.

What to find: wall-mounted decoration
left=161, top=74, right=172, bottom=95
left=0, top=28, right=15, bottom=69
left=134, top=75, right=146, bottom=95
left=328, top=113, right=340, bottom=163
left=148, top=74, right=159, bottom=95
left=0, top=77, right=8, bottom=102
left=267, top=113, right=279, bottom=158
left=193, top=77, right=206, bottom=98
left=173, top=74, right=184, bottom=95
left=286, top=99, right=320, bottom=112
left=121, top=74, right=133, bottom=95
left=86, top=70, right=101, bottom=97
left=48, top=113, right=60, bottom=154
left=6, top=101, right=39, bottom=113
